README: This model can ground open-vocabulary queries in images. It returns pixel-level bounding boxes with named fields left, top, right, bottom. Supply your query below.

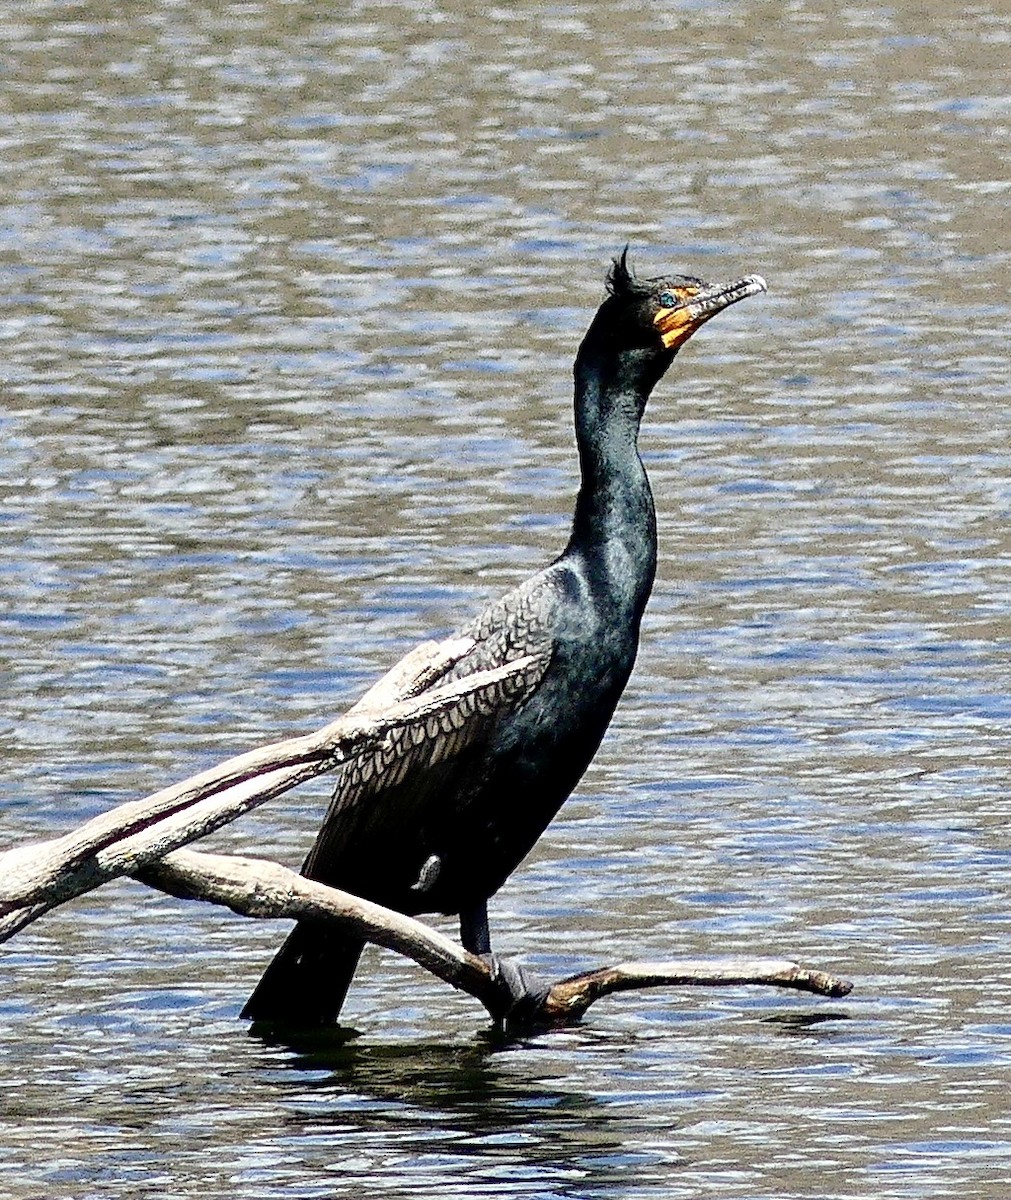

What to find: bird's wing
left=301, top=566, right=565, bottom=878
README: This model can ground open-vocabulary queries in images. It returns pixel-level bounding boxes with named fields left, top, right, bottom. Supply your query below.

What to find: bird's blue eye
left=659, top=291, right=677, bottom=308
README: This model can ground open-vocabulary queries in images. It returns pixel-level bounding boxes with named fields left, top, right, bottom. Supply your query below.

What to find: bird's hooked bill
left=654, top=273, right=767, bottom=350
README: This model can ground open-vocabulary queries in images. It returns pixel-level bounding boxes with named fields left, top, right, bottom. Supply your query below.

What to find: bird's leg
left=459, top=900, right=492, bottom=955
left=459, top=900, right=549, bottom=1023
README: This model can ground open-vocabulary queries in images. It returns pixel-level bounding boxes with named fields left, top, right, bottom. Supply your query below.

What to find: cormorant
left=242, top=252, right=766, bottom=1025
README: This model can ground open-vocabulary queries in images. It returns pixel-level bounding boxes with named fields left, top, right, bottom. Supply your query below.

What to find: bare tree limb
left=138, top=848, right=853, bottom=1027
left=540, top=958, right=852, bottom=1023
left=0, top=632, right=854, bottom=1029
left=138, top=848, right=508, bottom=1016
left=0, top=639, right=548, bottom=942
left=1, top=636, right=468, bottom=893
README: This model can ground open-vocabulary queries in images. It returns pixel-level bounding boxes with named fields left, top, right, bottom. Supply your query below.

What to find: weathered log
left=0, top=632, right=853, bottom=1030
left=139, top=847, right=852, bottom=1027
left=0, top=638, right=547, bottom=941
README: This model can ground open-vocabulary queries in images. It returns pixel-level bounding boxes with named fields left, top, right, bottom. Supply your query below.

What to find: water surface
left=1, top=1, right=1009, bottom=1196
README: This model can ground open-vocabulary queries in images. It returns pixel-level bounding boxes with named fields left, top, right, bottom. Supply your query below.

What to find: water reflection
left=250, top=1032, right=686, bottom=1196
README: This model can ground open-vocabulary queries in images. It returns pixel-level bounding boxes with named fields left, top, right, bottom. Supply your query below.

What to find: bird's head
left=576, top=249, right=767, bottom=400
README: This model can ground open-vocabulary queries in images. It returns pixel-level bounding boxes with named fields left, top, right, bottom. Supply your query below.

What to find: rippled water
left=1, top=1, right=1009, bottom=1196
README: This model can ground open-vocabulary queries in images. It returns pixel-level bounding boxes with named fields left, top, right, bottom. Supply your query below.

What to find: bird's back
left=300, top=550, right=640, bottom=917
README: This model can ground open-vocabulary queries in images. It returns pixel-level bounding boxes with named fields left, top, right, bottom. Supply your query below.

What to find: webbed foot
left=482, top=953, right=551, bottom=1024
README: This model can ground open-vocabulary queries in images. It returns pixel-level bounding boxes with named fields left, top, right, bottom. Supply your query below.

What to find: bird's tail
left=241, top=922, right=364, bottom=1026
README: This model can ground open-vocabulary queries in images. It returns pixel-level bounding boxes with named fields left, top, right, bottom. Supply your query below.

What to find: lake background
left=1, top=1, right=1009, bottom=1197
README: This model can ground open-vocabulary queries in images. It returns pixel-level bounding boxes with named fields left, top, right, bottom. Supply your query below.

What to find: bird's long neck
left=564, top=362, right=657, bottom=620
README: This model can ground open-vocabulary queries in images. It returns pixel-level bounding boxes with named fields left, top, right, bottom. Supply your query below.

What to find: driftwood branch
left=141, top=848, right=508, bottom=1017
left=1, top=632, right=853, bottom=1029
left=540, top=959, right=852, bottom=1023
left=139, top=848, right=852, bottom=1026
left=0, top=637, right=547, bottom=942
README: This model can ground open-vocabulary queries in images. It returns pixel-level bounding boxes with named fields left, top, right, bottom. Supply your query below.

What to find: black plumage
left=242, top=252, right=766, bottom=1025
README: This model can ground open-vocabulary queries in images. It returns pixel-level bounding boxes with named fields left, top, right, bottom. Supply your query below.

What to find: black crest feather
left=606, top=246, right=634, bottom=296
left=605, top=246, right=652, bottom=299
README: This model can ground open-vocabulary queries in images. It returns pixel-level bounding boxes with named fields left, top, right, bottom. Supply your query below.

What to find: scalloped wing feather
left=301, top=568, right=564, bottom=877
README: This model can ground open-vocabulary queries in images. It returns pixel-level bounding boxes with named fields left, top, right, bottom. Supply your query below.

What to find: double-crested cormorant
left=242, top=252, right=766, bottom=1025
